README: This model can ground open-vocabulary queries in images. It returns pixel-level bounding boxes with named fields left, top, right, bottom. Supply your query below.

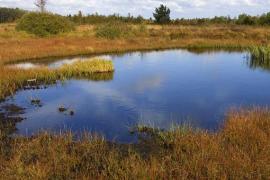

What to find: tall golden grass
left=60, top=59, right=114, bottom=76
left=0, top=107, right=269, bottom=179
left=0, top=59, right=114, bottom=100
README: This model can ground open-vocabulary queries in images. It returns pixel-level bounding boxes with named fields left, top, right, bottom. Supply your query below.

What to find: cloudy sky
left=0, top=0, right=269, bottom=18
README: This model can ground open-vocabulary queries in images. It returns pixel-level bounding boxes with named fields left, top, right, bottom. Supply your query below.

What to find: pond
left=2, top=49, right=270, bottom=142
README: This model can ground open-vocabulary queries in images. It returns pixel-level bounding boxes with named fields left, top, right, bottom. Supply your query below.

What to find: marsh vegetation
left=0, top=58, right=114, bottom=100
left=248, top=46, right=270, bottom=71
left=1, top=23, right=270, bottom=64
left=0, top=5, right=270, bottom=179
left=0, top=108, right=269, bottom=179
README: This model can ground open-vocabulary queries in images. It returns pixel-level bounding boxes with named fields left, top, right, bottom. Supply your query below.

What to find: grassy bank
left=0, top=23, right=269, bottom=100
left=0, top=24, right=270, bottom=64
left=0, top=108, right=269, bottom=179
left=0, top=59, right=114, bottom=100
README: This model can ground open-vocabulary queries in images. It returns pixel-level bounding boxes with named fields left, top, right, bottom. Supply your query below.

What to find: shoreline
left=4, top=46, right=247, bottom=65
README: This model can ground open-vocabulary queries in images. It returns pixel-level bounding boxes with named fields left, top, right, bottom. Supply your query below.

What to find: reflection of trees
left=0, top=104, right=25, bottom=136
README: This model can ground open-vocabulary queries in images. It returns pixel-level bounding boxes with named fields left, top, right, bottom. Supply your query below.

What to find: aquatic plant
left=59, top=59, right=114, bottom=76
left=30, top=98, right=42, bottom=107
left=248, top=46, right=270, bottom=70
left=69, top=110, right=74, bottom=116
left=249, top=46, right=270, bottom=60
left=58, top=106, right=67, bottom=112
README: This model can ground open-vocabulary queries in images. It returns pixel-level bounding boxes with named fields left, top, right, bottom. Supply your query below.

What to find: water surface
left=3, top=49, right=270, bottom=142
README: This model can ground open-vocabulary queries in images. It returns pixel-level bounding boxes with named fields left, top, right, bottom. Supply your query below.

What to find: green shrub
left=236, top=14, right=257, bottom=25
left=16, top=12, right=75, bottom=37
left=95, top=21, right=133, bottom=39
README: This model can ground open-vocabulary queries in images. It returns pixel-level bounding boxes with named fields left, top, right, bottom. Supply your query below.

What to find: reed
left=0, top=107, right=269, bottom=179
left=249, top=46, right=270, bottom=61
left=248, top=46, right=270, bottom=70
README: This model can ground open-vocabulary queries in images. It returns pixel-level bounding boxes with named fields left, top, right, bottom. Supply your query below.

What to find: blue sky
left=0, top=0, right=269, bottom=18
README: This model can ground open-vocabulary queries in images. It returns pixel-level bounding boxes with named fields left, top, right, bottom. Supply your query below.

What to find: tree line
left=1, top=5, right=270, bottom=26
left=171, top=13, right=270, bottom=26
left=0, top=7, right=26, bottom=23
left=66, top=11, right=147, bottom=25
left=153, top=5, right=270, bottom=26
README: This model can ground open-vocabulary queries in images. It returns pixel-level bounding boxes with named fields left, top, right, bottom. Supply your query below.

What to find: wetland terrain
left=0, top=14, right=270, bottom=178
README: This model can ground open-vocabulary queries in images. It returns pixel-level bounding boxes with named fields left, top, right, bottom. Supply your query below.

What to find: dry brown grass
left=0, top=24, right=270, bottom=64
left=0, top=108, right=269, bottom=179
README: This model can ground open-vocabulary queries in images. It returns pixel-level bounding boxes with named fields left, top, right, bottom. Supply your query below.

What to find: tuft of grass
left=248, top=46, right=270, bottom=70
left=59, top=59, right=114, bottom=76
left=249, top=46, right=270, bottom=60
left=0, top=107, right=270, bottom=179
left=0, top=58, right=114, bottom=100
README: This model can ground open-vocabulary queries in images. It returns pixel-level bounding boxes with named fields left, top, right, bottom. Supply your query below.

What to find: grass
left=60, top=59, right=114, bottom=76
left=0, top=22, right=270, bottom=178
left=0, top=58, right=114, bottom=100
left=250, top=46, right=270, bottom=60
left=0, top=23, right=270, bottom=64
left=248, top=46, right=270, bottom=71
left=0, top=107, right=269, bottom=179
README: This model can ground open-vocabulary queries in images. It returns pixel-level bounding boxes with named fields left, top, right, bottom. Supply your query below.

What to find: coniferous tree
left=153, top=4, right=171, bottom=24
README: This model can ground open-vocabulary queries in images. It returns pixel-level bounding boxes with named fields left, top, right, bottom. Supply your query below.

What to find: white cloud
left=0, top=0, right=269, bottom=18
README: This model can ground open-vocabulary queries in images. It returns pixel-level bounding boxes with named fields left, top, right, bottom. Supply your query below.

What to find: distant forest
left=0, top=7, right=26, bottom=23
left=1, top=7, right=270, bottom=26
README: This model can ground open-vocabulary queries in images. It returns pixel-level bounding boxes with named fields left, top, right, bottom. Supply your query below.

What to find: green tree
left=236, top=14, right=256, bottom=25
left=259, top=12, right=270, bottom=25
left=0, top=7, right=26, bottom=23
left=153, top=4, right=171, bottom=24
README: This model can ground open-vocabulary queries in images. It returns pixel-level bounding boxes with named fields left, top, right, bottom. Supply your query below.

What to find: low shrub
left=16, top=12, right=75, bottom=37
left=95, top=21, right=133, bottom=39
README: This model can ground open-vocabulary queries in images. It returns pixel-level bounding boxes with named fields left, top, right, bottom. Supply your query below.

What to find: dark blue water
left=3, top=49, right=270, bottom=142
